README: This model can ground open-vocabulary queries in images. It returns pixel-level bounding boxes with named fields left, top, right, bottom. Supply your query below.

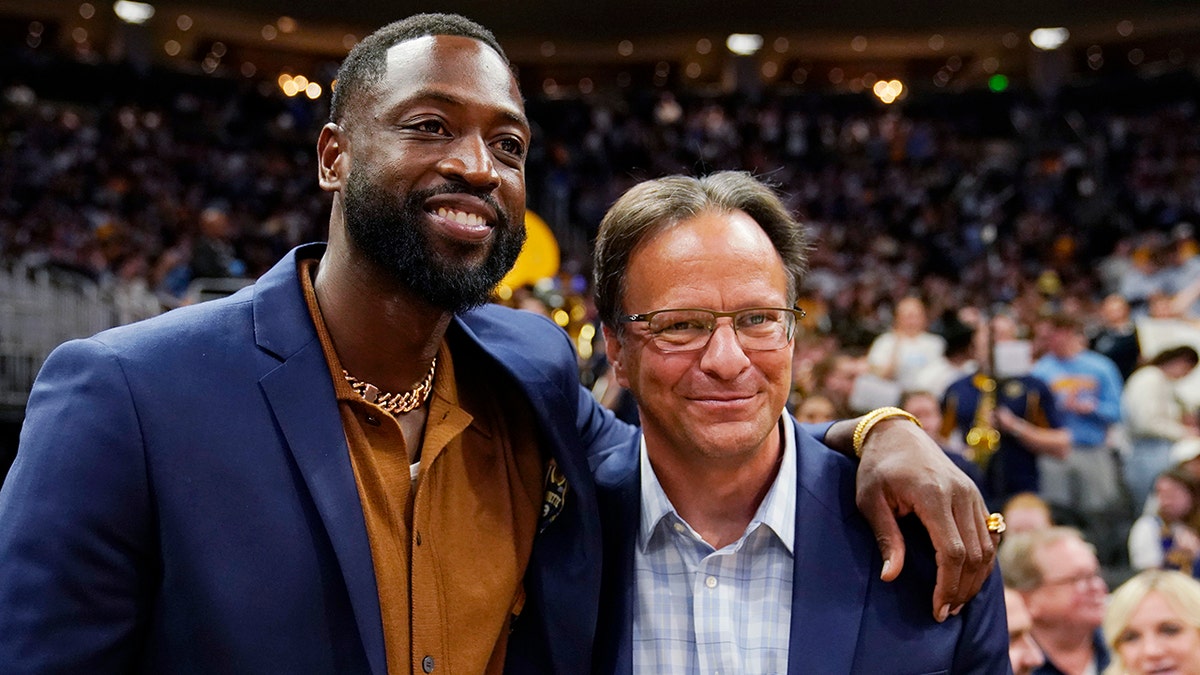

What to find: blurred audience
left=943, top=315, right=1070, bottom=509
left=1003, top=492, right=1055, bottom=536
left=793, top=392, right=838, bottom=424
left=1123, top=346, right=1200, bottom=508
left=1006, top=586, right=1048, bottom=675
left=1032, top=314, right=1128, bottom=564
left=1091, top=294, right=1141, bottom=381
left=1001, top=527, right=1112, bottom=675
left=1128, top=467, right=1200, bottom=576
left=867, top=296, right=947, bottom=392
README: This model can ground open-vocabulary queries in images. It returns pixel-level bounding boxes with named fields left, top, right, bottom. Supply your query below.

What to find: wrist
left=853, top=406, right=923, bottom=458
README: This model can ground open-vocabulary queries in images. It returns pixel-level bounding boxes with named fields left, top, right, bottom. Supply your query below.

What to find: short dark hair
left=329, top=13, right=510, bottom=124
left=593, top=171, right=810, bottom=332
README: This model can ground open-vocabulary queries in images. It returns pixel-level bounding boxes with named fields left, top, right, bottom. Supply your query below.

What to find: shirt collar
left=637, top=413, right=796, bottom=554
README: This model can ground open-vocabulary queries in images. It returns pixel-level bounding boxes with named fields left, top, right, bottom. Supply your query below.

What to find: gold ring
left=987, top=512, right=1007, bottom=534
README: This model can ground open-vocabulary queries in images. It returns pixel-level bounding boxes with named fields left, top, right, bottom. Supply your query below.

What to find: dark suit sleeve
left=576, top=386, right=635, bottom=460
left=953, top=570, right=1014, bottom=674
left=798, top=420, right=837, bottom=444
left=0, top=338, right=153, bottom=672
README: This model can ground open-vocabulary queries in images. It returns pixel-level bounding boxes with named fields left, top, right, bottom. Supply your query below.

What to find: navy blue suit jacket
left=589, top=418, right=1012, bottom=674
left=0, top=244, right=628, bottom=674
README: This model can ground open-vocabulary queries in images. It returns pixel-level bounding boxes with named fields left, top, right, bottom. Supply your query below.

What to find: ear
left=317, top=123, right=349, bottom=192
left=602, top=324, right=631, bottom=389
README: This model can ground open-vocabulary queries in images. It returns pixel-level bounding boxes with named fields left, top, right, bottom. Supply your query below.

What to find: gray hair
left=592, top=171, right=810, bottom=332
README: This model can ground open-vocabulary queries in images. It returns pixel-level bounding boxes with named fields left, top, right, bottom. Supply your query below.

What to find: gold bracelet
left=852, top=406, right=923, bottom=458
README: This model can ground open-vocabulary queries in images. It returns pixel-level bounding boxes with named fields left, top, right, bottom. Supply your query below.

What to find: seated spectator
left=1006, top=586, right=1048, bottom=675
left=1003, top=492, right=1055, bottom=535
left=808, top=351, right=865, bottom=418
left=1001, top=527, right=1111, bottom=675
left=1102, top=569, right=1200, bottom=675
left=793, top=392, right=838, bottom=424
left=190, top=205, right=245, bottom=280
left=1123, top=346, right=1200, bottom=509
left=867, top=296, right=948, bottom=392
left=1128, top=468, right=1200, bottom=576
left=1173, top=439, right=1200, bottom=483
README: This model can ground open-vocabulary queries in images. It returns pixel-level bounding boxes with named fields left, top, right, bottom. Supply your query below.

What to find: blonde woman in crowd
left=1104, top=569, right=1200, bottom=674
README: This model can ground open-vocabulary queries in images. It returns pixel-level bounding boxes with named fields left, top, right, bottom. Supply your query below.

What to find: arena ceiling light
left=1029, top=27, right=1069, bottom=51
left=113, top=1, right=155, bottom=24
left=726, top=33, right=763, bottom=56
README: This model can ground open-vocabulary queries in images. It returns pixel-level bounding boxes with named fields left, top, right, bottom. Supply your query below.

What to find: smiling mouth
left=690, top=394, right=755, bottom=403
left=434, top=207, right=490, bottom=228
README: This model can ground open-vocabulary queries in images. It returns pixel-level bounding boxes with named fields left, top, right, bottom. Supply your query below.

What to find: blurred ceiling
left=4, top=0, right=1200, bottom=93
left=147, top=0, right=1200, bottom=41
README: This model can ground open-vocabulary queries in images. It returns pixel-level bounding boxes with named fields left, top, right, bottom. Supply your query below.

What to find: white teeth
left=435, top=207, right=484, bottom=227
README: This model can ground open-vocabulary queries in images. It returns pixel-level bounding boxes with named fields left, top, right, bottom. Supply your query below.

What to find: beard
left=343, top=170, right=525, bottom=313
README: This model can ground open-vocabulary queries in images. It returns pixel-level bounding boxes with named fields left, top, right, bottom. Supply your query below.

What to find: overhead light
left=113, top=0, right=155, bottom=24
left=873, top=79, right=904, bottom=104
left=726, top=33, right=763, bottom=56
left=1029, top=27, right=1069, bottom=51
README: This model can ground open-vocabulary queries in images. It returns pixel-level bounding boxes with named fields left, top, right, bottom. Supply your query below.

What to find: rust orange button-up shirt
left=300, top=260, right=544, bottom=674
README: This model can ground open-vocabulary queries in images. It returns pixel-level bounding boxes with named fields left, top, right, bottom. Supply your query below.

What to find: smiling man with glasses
left=589, top=171, right=1008, bottom=674
left=1000, top=526, right=1112, bottom=675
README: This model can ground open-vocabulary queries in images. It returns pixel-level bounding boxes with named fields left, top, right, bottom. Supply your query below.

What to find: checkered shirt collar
left=637, top=414, right=796, bottom=555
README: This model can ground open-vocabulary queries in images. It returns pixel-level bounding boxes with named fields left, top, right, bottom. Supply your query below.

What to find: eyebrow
left=404, top=88, right=530, bottom=131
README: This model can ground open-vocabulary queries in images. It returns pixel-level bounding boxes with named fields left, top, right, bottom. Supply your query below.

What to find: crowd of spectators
left=7, top=38, right=1200, bottom=568
left=4, top=43, right=1200, bottom=327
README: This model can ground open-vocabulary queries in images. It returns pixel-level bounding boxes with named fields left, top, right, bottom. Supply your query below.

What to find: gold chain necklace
left=342, top=357, right=437, bottom=415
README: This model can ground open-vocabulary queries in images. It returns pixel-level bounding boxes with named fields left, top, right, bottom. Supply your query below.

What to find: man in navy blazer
left=0, top=14, right=617, bottom=674
left=0, top=15, right=998, bottom=675
left=590, top=172, right=1010, bottom=673
left=0, top=243, right=623, bottom=674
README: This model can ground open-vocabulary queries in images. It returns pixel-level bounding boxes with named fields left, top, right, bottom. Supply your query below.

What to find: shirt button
left=422, top=655, right=435, bottom=673
left=673, top=522, right=686, bottom=533
left=705, top=575, right=718, bottom=589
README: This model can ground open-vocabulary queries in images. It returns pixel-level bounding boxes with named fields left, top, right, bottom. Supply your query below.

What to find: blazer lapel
left=787, top=421, right=870, bottom=674
left=254, top=246, right=386, bottom=675
left=592, top=434, right=641, bottom=675
left=454, top=312, right=602, bottom=675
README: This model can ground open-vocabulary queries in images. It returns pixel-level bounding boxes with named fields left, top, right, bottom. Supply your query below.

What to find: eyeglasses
left=1037, top=570, right=1104, bottom=591
left=620, top=307, right=805, bottom=353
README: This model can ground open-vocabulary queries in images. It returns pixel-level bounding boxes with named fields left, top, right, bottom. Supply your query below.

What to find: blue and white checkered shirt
left=633, top=416, right=796, bottom=675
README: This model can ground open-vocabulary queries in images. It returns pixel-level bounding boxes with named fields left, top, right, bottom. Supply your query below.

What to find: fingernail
left=951, top=604, right=964, bottom=616
left=880, top=559, right=891, bottom=579
left=937, top=604, right=950, bottom=622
